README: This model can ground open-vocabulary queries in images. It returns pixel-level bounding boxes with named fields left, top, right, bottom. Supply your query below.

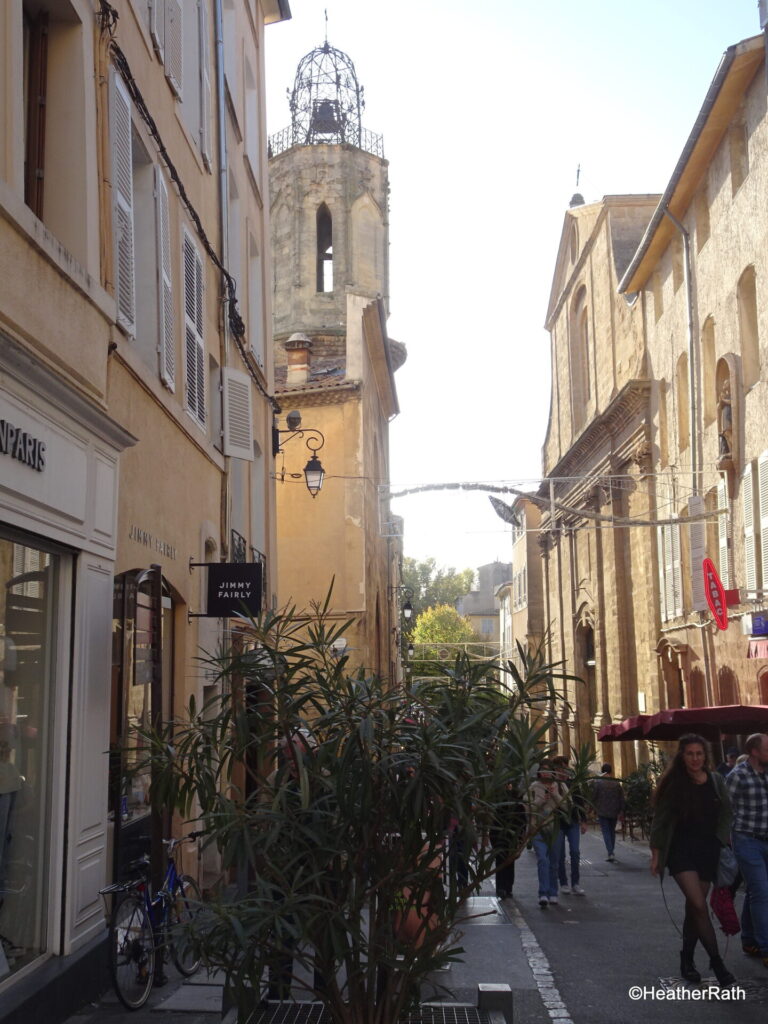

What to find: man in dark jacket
left=592, top=763, right=625, bottom=862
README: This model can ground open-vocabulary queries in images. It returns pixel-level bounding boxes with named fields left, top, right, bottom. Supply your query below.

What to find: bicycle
left=99, top=833, right=203, bottom=1010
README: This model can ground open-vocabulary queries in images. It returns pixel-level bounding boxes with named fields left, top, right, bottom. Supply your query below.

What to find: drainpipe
left=214, top=0, right=231, bottom=551
left=663, top=208, right=698, bottom=496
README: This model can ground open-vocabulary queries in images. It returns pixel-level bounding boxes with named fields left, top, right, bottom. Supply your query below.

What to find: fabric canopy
left=598, top=704, right=768, bottom=742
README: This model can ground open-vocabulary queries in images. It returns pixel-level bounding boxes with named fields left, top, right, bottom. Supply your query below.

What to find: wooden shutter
left=149, top=0, right=165, bottom=59
left=164, top=0, right=183, bottom=97
left=183, top=233, right=205, bottom=425
left=111, top=72, right=135, bottom=335
left=223, top=367, right=254, bottom=460
left=671, top=521, right=682, bottom=617
left=744, top=462, right=757, bottom=593
left=759, top=451, right=768, bottom=592
left=688, top=495, right=707, bottom=611
left=717, top=477, right=730, bottom=588
left=155, top=167, right=175, bottom=390
left=657, top=526, right=668, bottom=622
left=199, top=0, right=213, bottom=170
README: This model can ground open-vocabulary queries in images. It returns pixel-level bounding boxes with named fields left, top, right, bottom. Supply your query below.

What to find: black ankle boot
left=680, top=951, right=701, bottom=983
left=709, top=956, right=736, bottom=987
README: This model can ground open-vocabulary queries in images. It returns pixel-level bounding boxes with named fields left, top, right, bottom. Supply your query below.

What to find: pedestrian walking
left=552, top=755, right=587, bottom=895
left=591, top=762, right=625, bottom=862
left=716, top=747, right=739, bottom=778
left=529, top=762, right=568, bottom=907
left=649, top=733, right=735, bottom=987
left=725, top=731, right=768, bottom=968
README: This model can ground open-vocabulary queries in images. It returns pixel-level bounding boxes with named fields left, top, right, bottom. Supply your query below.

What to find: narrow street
left=65, top=826, right=768, bottom=1024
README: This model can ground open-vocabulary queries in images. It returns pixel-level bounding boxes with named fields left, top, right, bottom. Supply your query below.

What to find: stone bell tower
left=269, top=40, right=390, bottom=350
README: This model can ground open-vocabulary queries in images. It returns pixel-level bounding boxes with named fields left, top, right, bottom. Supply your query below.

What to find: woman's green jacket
left=649, top=769, right=732, bottom=877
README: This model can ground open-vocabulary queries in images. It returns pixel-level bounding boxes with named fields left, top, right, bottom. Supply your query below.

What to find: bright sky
left=266, top=0, right=761, bottom=575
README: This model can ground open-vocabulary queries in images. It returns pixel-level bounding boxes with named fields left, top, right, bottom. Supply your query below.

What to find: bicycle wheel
left=110, top=894, right=155, bottom=1009
left=168, top=874, right=202, bottom=976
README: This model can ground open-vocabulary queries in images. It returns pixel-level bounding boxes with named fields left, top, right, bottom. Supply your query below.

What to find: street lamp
left=273, top=411, right=326, bottom=498
left=389, top=585, right=414, bottom=620
left=406, top=641, right=414, bottom=659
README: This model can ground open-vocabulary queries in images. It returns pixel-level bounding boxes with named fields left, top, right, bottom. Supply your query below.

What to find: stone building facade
left=0, top=2, right=288, bottom=1020
left=540, top=33, right=768, bottom=770
left=269, top=40, right=405, bottom=679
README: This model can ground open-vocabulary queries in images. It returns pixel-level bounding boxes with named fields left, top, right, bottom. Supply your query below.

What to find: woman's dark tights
left=673, top=870, right=718, bottom=960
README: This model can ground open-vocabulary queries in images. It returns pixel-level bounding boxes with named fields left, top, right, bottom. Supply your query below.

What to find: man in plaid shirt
left=726, top=733, right=768, bottom=966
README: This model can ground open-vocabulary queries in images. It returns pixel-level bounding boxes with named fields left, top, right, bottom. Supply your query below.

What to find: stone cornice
left=545, top=379, right=652, bottom=490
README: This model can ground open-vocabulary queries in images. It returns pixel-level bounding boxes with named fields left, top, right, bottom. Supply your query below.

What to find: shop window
left=111, top=567, right=174, bottom=888
left=1, top=532, right=63, bottom=979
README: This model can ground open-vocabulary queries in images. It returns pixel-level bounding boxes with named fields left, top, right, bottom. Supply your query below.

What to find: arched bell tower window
left=316, top=203, right=333, bottom=292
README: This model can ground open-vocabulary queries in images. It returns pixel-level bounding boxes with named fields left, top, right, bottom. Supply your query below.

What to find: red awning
left=600, top=704, right=768, bottom=741
left=748, top=639, right=768, bottom=659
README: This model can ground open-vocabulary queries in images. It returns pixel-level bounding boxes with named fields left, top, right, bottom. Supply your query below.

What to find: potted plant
left=139, top=598, right=586, bottom=1024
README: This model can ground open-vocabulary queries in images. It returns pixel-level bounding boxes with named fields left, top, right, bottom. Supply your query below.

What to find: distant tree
left=411, top=604, right=478, bottom=645
left=401, top=557, right=475, bottom=624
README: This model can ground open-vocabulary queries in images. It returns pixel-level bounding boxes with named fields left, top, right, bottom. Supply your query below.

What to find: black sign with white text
left=205, top=563, right=262, bottom=618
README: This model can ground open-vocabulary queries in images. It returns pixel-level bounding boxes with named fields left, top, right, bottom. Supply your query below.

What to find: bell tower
left=269, top=40, right=390, bottom=348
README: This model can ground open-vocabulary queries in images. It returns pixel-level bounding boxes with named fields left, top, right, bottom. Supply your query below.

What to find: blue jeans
left=732, top=832, right=768, bottom=954
left=598, top=816, right=617, bottom=856
left=558, top=820, right=581, bottom=886
left=532, top=831, right=565, bottom=898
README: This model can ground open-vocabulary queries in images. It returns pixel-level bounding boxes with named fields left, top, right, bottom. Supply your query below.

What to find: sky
left=265, top=0, right=761, bottom=576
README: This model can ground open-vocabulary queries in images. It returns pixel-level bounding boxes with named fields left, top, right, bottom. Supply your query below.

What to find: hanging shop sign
left=189, top=562, right=263, bottom=618
left=703, top=557, right=728, bottom=631
left=0, top=418, right=46, bottom=471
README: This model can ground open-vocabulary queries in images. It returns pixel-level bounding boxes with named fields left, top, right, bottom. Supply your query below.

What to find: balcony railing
left=268, top=125, right=385, bottom=159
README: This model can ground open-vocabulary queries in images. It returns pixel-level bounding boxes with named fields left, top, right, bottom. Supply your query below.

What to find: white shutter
left=688, top=495, right=707, bottom=611
left=164, top=0, right=183, bottom=97
left=744, top=462, right=757, bottom=593
left=759, top=451, right=768, bottom=591
left=149, top=0, right=165, bottom=59
left=671, top=521, right=683, bottom=617
left=199, top=0, right=212, bottom=170
left=155, top=167, right=175, bottom=390
left=657, top=526, right=668, bottom=622
left=111, top=72, right=135, bottom=335
left=183, top=232, right=205, bottom=426
left=717, top=477, right=730, bottom=588
left=223, top=367, right=254, bottom=460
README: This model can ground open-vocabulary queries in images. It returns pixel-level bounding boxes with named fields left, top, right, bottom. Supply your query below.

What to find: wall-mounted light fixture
left=389, top=585, right=414, bottom=621
left=330, top=637, right=348, bottom=661
left=406, top=641, right=414, bottom=659
left=273, top=410, right=326, bottom=498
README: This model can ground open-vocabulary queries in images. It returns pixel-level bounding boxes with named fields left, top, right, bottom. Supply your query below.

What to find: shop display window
left=0, top=533, right=60, bottom=981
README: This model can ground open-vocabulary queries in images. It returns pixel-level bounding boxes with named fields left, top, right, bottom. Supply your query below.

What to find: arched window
left=569, top=287, right=590, bottom=433
left=701, top=317, right=716, bottom=425
left=676, top=352, right=690, bottom=452
left=717, top=666, right=739, bottom=705
left=738, top=266, right=759, bottom=388
left=759, top=669, right=768, bottom=704
left=316, top=203, right=333, bottom=292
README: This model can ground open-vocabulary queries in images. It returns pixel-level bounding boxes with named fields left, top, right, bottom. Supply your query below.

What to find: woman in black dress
left=649, top=733, right=735, bottom=986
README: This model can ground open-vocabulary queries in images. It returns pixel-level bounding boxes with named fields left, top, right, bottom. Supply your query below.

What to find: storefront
left=0, top=335, right=135, bottom=1021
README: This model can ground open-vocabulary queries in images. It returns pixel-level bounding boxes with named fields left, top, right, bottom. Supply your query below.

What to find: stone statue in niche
left=717, top=378, right=733, bottom=458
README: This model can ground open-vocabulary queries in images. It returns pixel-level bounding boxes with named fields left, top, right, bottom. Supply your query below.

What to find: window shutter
left=111, top=72, right=135, bottom=335
left=155, top=167, right=175, bottom=390
left=199, top=0, right=213, bottom=170
left=744, top=462, right=757, bottom=593
left=717, top=477, right=730, bottom=588
left=671, top=521, right=682, bottom=617
left=149, top=0, right=165, bottom=59
left=223, top=368, right=254, bottom=460
left=183, top=233, right=205, bottom=426
left=688, top=495, right=707, bottom=611
left=759, top=451, right=768, bottom=592
left=657, top=526, right=668, bottom=622
left=164, top=0, right=183, bottom=97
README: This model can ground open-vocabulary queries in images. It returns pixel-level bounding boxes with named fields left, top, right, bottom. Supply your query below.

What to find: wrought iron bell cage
left=289, top=41, right=364, bottom=147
